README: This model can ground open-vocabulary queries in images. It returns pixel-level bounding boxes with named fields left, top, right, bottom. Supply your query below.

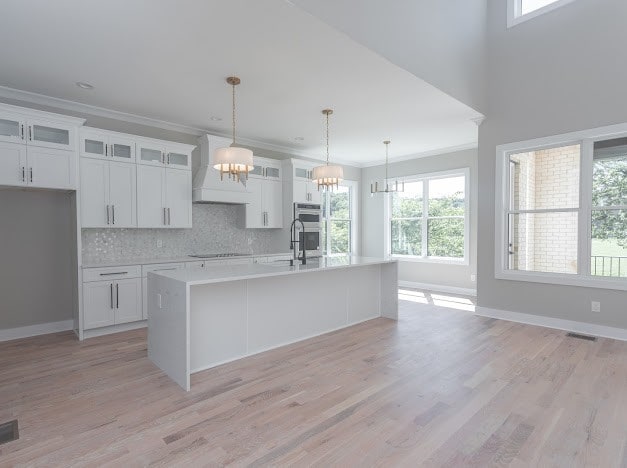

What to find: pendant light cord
left=231, top=81, right=236, bottom=145
left=326, top=111, right=330, bottom=166
left=385, top=142, right=389, bottom=184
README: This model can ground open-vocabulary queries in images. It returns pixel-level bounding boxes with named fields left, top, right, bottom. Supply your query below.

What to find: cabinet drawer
left=142, top=263, right=185, bottom=277
left=83, top=265, right=141, bottom=282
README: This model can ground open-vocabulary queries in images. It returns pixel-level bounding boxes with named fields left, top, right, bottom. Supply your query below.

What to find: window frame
left=495, top=123, right=627, bottom=291
left=322, top=179, right=358, bottom=256
left=385, top=168, right=470, bottom=265
left=507, top=0, right=577, bottom=28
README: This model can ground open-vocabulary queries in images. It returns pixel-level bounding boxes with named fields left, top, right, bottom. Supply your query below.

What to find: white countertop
left=150, top=256, right=396, bottom=286
left=82, top=252, right=293, bottom=269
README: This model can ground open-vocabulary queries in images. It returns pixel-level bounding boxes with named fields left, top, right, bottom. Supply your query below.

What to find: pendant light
left=213, top=76, right=254, bottom=182
left=312, top=109, right=344, bottom=191
left=371, top=140, right=404, bottom=194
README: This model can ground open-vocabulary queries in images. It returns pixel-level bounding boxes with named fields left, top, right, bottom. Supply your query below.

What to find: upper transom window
left=508, top=0, right=577, bottom=27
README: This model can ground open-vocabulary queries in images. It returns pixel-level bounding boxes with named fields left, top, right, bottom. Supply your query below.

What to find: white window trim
left=323, top=179, right=359, bottom=256
left=495, top=122, right=627, bottom=291
left=385, top=168, right=470, bottom=265
left=507, top=0, right=577, bottom=28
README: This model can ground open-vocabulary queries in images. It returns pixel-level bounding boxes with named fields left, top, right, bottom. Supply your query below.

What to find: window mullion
left=422, top=182, right=428, bottom=258
left=579, top=139, right=594, bottom=276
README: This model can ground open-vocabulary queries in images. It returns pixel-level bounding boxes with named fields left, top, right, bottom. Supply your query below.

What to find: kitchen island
left=147, top=256, right=398, bottom=390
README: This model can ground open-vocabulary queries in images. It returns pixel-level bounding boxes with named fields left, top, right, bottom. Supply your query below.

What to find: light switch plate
left=591, top=301, right=601, bottom=313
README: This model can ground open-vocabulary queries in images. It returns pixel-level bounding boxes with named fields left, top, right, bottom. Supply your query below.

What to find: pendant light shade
left=371, top=140, right=404, bottom=194
left=213, top=76, right=254, bottom=182
left=312, top=109, right=343, bottom=191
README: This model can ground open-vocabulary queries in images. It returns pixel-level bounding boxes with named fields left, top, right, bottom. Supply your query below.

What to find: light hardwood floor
left=1, top=297, right=627, bottom=467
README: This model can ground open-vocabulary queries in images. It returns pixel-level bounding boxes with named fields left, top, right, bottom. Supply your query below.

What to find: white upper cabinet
left=80, top=128, right=136, bottom=163
left=0, top=104, right=84, bottom=190
left=285, top=159, right=322, bottom=204
left=138, top=139, right=192, bottom=169
left=137, top=165, right=191, bottom=229
left=26, top=118, right=76, bottom=151
left=80, top=158, right=137, bottom=228
left=244, top=157, right=283, bottom=228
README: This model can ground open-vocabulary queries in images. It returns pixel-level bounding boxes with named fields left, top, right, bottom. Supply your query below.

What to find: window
left=322, top=181, right=357, bottom=256
left=496, top=125, right=627, bottom=290
left=508, top=0, right=577, bottom=27
left=388, top=169, right=469, bottom=263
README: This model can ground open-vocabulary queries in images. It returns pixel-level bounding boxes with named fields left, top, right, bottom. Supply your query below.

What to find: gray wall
left=291, top=0, right=488, bottom=112
left=362, top=148, right=478, bottom=290
left=478, top=0, right=627, bottom=326
left=0, top=189, right=75, bottom=329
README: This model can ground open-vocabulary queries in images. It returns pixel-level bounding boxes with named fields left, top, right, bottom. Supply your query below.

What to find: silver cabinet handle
left=100, top=271, right=128, bottom=276
left=163, top=207, right=167, bottom=226
left=110, top=283, right=114, bottom=309
left=167, top=153, right=170, bottom=165
left=20, top=124, right=24, bottom=140
left=116, top=283, right=119, bottom=309
left=29, top=167, right=33, bottom=183
left=28, top=126, right=32, bottom=141
left=21, top=167, right=25, bottom=182
left=105, top=143, right=108, bottom=156
left=106, top=205, right=110, bottom=225
left=112, top=205, right=115, bottom=225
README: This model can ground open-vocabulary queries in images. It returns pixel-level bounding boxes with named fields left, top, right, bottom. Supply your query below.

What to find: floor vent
left=567, top=332, right=597, bottom=342
left=0, top=419, right=19, bottom=445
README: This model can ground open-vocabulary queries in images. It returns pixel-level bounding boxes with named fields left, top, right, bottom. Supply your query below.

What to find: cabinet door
left=0, top=141, right=27, bottom=187
left=110, top=136, right=136, bottom=163
left=293, top=179, right=309, bottom=204
left=80, top=158, right=109, bottom=228
left=248, top=164, right=265, bottom=179
left=308, top=182, right=322, bottom=204
left=293, top=166, right=311, bottom=180
left=0, top=114, right=26, bottom=144
left=27, top=118, right=75, bottom=151
left=165, top=148, right=190, bottom=169
left=265, top=165, right=281, bottom=180
left=165, top=168, right=192, bottom=228
left=83, top=281, right=115, bottom=329
left=137, top=165, right=166, bottom=228
left=108, top=162, right=137, bottom=228
left=245, top=177, right=264, bottom=228
left=114, top=278, right=142, bottom=324
left=80, top=129, right=107, bottom=159
left=26, top=147, right=75, bottom=189
left=138, top=142, right=164, bottom=166
left=264, top=179, right=283, bottom=228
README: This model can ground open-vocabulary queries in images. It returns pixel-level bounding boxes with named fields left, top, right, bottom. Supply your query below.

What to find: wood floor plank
left=1, top=292, right=627, bottom=466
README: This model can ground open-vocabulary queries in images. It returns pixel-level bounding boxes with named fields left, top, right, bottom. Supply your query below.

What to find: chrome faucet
left=289, top=218, right=307, bottom=266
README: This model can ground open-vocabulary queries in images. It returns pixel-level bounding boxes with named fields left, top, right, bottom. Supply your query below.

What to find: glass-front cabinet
left=80, top=128, right=135, bottom=162
left=249, top=157, right=282, bottom=180
left=0, top=114, right=25, bottom=143
left=26, top=118, right=75, bottom=151
left=138, top=141, right=191, bottom=169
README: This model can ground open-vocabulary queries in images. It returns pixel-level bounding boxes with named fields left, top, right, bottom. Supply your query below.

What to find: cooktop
left=189, top=253, right=249, bottom=259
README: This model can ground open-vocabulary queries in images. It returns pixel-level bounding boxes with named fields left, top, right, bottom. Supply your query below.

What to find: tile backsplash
left=82, top=204, right=285, bottom=263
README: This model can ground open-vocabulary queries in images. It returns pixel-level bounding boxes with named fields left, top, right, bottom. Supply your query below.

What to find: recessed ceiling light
left=294, top=136, right=304, bottom=141
left=75, top=81, right=94, bottom=90
left=210, top=116, right=222, bottom=121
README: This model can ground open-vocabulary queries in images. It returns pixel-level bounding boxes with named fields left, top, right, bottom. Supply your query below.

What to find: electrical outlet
left=470, top=274, right=476, bottom=282
left=157, top=239, right=163, bottom=249
left=591, top=301, right=601, bottom=313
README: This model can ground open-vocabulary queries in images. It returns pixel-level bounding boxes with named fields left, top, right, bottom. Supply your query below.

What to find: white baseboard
left=475, top=306, right=627, bottom=342
left=0, top=319, right=74, bottom=342
left=82, top=320, right=147, bottom=340
left=398, top=280, right=477, bottom=297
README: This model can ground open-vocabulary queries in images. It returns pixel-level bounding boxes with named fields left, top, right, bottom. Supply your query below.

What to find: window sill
left=495, top=269, right=627, bottom=291
left=392, top=255, right=469, bottom=266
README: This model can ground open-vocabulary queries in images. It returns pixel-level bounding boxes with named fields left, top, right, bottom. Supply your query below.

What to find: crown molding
left=360, top=142, right=478, bottom=168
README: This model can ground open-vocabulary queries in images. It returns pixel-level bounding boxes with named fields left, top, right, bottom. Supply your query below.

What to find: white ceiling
left=0, top=0, right=482, bottom=166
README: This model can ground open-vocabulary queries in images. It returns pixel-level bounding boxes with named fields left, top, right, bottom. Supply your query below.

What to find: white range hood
left=192, top=134, right=253, bottom=204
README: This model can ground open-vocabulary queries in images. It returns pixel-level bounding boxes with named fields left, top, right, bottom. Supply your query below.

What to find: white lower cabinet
left=82, top=267, right=142, bottom=330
